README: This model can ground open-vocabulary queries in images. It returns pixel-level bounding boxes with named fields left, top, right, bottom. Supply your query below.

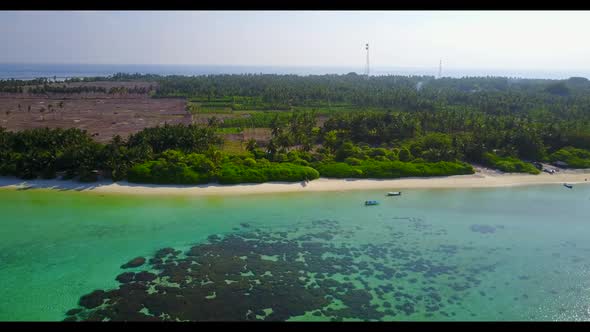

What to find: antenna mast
left=438, top=59, right=442, bottom=79
left=365, top=43, right=370, bottom=77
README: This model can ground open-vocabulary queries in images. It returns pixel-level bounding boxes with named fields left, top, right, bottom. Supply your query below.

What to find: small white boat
left=16, top=184, right=34, bottom=190
left=387, top=192, right=401, bottom=196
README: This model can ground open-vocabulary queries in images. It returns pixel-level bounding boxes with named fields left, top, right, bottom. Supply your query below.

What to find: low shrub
left=549, top=147, right=590, bottom=168
left=482, top=152, right=540, bottom=174
left=316, top=160, right=473, bottom=178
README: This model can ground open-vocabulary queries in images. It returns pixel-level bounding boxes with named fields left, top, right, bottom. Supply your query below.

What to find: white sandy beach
left=1, top=167, right=589, bottom=196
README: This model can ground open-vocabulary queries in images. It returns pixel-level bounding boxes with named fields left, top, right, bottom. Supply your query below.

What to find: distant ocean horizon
left=1, top=63, right=589, bottom=80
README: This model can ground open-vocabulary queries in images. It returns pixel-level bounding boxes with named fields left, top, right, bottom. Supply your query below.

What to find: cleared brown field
left=0, top=94, right=190, bottom=143
left=0, top=80, right=293, bottom=145
left=242, top=128, right=272, bottom=144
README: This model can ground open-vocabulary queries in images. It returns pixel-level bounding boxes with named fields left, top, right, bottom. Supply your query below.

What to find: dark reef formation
left=470, top=224, right=497, bottom=234
left=64, top=218, right=506, bottom=321
left=121, top=257, right=146, bottom=269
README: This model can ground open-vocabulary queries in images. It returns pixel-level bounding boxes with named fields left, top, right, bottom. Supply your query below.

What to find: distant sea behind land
left=0, top=63, right=588, bottom=80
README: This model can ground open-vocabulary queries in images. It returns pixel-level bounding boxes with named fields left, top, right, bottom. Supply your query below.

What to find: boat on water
left=387, top=191, right=401, bottom=196
left=564, top=183, right=573, bottom=189
left=16, top=184, right=34, bottom=190
left=365, top=200, right=379, bottom=206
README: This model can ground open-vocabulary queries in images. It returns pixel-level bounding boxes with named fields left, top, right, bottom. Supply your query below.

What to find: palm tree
left=207, top=149, right=224, bottom=176
left=208, top=116, right=221, bottom=128
left=246, top=138, right=257, bottom=153
left=323, top=130, right=338, bottom=153
left=266, top=139, right=278, bottom=158
left=277, top=133, right=292, bottom=154
left=270, top=114, right=281, bottom=138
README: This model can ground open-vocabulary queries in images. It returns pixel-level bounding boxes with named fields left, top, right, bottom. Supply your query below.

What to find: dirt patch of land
left=0, top=80, right=290, bottom=145
left=243, top=128, right=272, bottom=144
left=0, top=94, right=189, bottom=143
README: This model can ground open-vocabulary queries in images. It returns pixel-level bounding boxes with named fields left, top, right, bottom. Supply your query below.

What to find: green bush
left=398, top=148, right=413, bottom=162
left=128, top=160, right=210, bottom=185
left=218, top=162, right=319, bottom=184
left=129, top=150, right=320, bottom=185
left=127, top=162, right=155, bottom=183
left=369, top=148, right=387, bottom=157
left=315, top=162, right=360, bottom=178
left=242, top=157, right=257, bottom=167
left=274, top=153, right=289, bottom=163
left=549, top=147, right=590, bottom=168
left=344, top=157, right=363, bottom=166
left=482, top=152, right=540, bottom=174
left=218, top=165, right=267, bottom=184
left=316, top=160, right=473, bottom=178
left=291, top=158, right=311, bottom=167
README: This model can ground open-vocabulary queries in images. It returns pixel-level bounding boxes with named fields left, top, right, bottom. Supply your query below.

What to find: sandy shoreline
left=1, top=168, right=589, bottom=196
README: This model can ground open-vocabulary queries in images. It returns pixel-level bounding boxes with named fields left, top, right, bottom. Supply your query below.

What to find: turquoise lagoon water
left=0, top=184, right=589, bottom=321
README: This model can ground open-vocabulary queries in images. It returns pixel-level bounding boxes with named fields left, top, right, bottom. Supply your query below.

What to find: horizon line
left=1, top=62, right=589, bottom=72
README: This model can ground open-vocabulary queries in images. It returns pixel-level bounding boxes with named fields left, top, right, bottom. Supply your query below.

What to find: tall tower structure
left=438, top=59, right=442, bottom=79
left=365, top=43, right=370, bottom=77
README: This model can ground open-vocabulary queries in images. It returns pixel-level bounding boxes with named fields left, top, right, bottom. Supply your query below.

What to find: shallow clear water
left=0, top=184, right=589, bottom=321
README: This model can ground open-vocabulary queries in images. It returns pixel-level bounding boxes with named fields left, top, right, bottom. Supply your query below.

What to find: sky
left=1, top=11, right=589, bottom=71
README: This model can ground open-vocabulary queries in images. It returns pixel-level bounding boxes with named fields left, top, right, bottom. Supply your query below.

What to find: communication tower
left=365, top=43, right=370, bottom=77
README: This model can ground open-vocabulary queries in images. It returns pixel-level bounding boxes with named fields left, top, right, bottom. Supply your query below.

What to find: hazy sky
left=1, top=11, right=589, bottom=70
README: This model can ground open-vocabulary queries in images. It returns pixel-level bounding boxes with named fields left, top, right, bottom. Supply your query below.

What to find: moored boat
left=365, top=200, right=379, bottom=206
left=16, top=183, right=34, bottom=190
left=564, top=183, right=573, bottom=189
left=387, top=192, right=401, bottom=196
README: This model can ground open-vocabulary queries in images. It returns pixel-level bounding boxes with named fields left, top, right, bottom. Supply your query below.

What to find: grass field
left=220, top=139, right=247, bottom=154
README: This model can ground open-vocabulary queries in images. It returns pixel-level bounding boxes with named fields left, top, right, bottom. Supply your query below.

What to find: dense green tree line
left=1, top=121, right=588, bottom=185
left=0, top=125, right=321, bottom=184
left=0, top=124, right=221, bottom=182
left=72, top=73, right=590, bottom=121
left=0, top=124, right=475, bottom=185
left=0, top=127, right=102, bottom=181
left=6, top=73, right=590, bottom=121
left=319, top=110, right=590, bottom=164
left=27, top=85, right=153, bottom=95
left=24, top=73, right=590, bottom=122
left=0, top=78, right=49, bottom=93
left=126, top=124, right=222, bottom=154
left=2, top=74, right=590, bottom=182
left=153, top=74, right=590, bottom=117
left=65, top=73, right=161, bottom=83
